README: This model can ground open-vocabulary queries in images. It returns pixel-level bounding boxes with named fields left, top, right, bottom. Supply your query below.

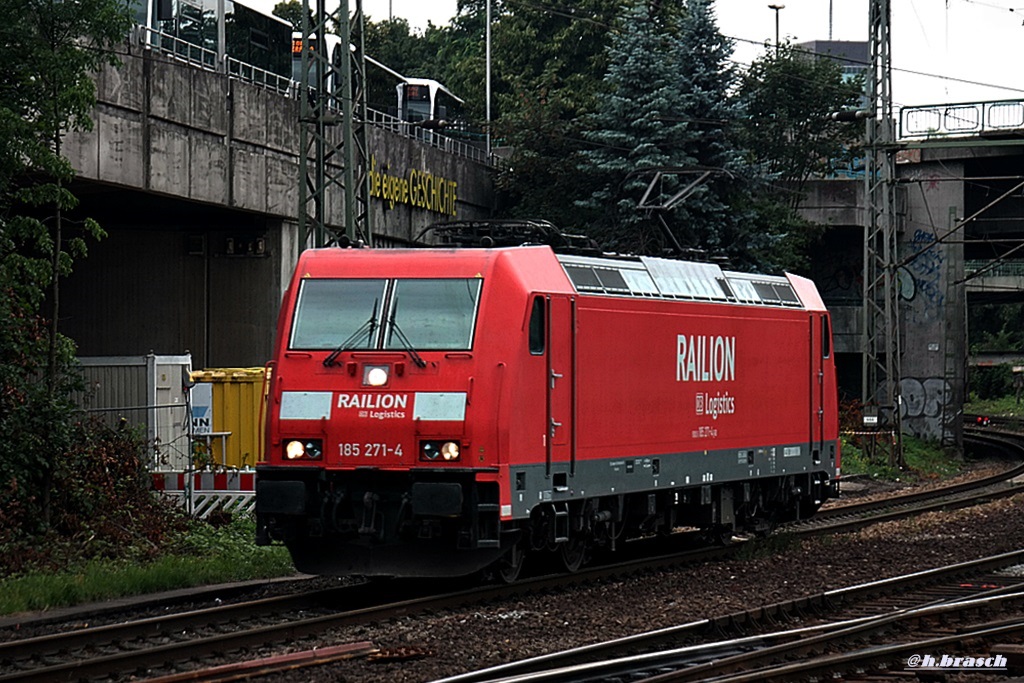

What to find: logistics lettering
left=369, top=156, right=458, bottom=216
left=697, top=391, right=736, bottom=420
left=676, top=334, right=736, bottom=382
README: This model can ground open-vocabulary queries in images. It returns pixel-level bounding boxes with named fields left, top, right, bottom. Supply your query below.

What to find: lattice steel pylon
left=861, top=0, right=903, bottom=466
left=297, top=0, right=373, bottom=248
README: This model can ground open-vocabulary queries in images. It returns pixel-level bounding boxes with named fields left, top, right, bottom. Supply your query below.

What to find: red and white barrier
left=151, top=470, right=255, bottom=518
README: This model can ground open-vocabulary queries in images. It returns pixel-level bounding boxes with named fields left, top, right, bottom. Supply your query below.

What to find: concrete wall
left=799, top=157, right=968, bottom=444
left=63, top=44, right=493, bottom=238
left=896, top=156, right=966, bottom=444
left=61, top=205, right=297, bottom=369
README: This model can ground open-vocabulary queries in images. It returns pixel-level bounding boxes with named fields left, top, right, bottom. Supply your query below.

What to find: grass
left=0, top=516, right=295, bottom=616
left=965, top=395, right=1024, bottom=418
left=841, top=434, right=962, bottom=482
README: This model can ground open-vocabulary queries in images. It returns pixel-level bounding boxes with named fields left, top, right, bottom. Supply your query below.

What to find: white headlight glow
left=364, top=365, right=389, bottom=386
left=441, top=441, right=460, bottom=461
left=286, top=440, right=305, bottom=459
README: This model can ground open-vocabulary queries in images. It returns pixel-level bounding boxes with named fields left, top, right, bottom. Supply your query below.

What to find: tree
left=363, top=17, right=446, bottom=112
left=738, top=43, right=864, bottom=203
left=489, top=0, right=624, bottom=227
left=272, top=0, right=307, bottom=29
left=0, top=0, right=132, bottom=526
left=735, top=42, right=864, bottom=271
left=662, top=0, right=756, bottom=264
left=577, top=0, right=750, bottom=257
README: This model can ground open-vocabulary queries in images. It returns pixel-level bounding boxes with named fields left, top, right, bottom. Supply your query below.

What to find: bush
left=0, top=418, right=188, bottom=579
left=969, top=365, right=1015, bottom=400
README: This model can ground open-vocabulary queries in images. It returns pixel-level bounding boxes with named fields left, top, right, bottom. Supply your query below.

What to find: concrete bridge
left=61, top=32, right=494, bottom=369
left=800, top=119, right=1024, bottom=443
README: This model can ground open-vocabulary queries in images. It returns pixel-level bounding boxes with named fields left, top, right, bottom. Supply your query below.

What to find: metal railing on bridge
left=132, top=24, right=494, bottom=166
left=965, top=259, right=1024, bottom=278
left=900, top=99, right=1024, bottom=139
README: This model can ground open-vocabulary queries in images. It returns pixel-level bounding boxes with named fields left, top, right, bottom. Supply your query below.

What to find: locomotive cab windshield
left=290, top=277, right=482, bottom=352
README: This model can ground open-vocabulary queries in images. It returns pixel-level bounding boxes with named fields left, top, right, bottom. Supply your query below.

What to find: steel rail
left=431, top=550, right=1024, bottom=683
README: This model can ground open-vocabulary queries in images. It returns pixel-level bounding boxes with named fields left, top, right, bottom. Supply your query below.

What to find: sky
left=356, top=0, right=1024, bottom=110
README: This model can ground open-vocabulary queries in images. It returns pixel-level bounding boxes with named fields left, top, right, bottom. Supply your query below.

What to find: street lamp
left=768, top=3, right=784, bottom=53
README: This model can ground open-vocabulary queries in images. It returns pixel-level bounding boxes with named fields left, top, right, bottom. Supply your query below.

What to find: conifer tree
left=666, top=0, right=757, bottom=264
left=576, top=0, right=695, bottom=254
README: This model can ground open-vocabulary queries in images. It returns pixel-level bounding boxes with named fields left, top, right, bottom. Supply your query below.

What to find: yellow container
left=191, top=368, right=269, bottom=468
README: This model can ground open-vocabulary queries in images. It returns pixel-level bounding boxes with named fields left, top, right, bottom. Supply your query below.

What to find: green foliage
left=0, top=516, right=293, bottom=615
left=575, top=0, right=689, bottom=251
left=487, top=0, right=623, bottom=228
left=969, top=303, right=1024, bottom=353
left=272, top=0, right=307, bottom=29
left=573, top=0, right=764, bottom=264
left=735, top=43, right=864, bottom=274
left=841, top=434, right=961, bottom=482
left=0, top=0, right=131, bottom=527
left=970, top=365, right=1015, bottom=400
left=0, top=420, right=188, bottom=579
left=965, top=394, right=1024, bottom=417
left=738, top=43, right=863, bottom=195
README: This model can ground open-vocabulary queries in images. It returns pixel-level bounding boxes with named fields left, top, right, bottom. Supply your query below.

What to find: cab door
left=546, top=294, right=576, bottom=478
left=809, top=313, right=827, bottom=464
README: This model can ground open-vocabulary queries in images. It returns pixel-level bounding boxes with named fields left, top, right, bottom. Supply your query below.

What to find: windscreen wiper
left=387, top=314, right=427, bottom=368
left=323, top=301, right=378, bottom=367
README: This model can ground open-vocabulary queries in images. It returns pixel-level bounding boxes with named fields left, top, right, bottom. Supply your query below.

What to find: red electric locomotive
left=256, top=230, right=839, bottom=580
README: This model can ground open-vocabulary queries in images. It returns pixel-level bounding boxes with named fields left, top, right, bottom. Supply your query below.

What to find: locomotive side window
left=289, top=278, right=386, bottom=350
left=822, top=315, right=832, bottom=358
left=529, top=297, right=545, bottom=355
left=386, top=279, right=482, bottom=350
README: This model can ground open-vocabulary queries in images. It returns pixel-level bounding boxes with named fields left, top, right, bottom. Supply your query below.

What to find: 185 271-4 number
left=339, top=443, right=404, bottom=458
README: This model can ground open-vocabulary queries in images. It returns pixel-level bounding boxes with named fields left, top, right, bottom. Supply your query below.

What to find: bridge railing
left=900, top=99, right=1024, bottom=139
left=965, top=259, right=1024, bottom=278
left=132, top=25, right=494, bottom=166
left=135, top=24, right=219, bottom=73
left=364, top=108, right=492, bottom=165
left=226, top=58, right=293, bottom=95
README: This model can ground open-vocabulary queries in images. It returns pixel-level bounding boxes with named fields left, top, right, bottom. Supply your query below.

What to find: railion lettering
left=676, top=335, right=736, bottom=382
left=336, top=393, right=409, bottom=410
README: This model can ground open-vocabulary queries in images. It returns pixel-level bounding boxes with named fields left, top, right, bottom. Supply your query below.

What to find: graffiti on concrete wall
left=903, top=229, right=945, bottom=323
left=900, top=376, right=957, bottom=442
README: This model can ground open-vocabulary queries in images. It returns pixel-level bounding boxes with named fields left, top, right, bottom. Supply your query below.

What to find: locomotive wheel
left=705, top=524, right=734, bottom=546
left=496, top=543, right=526, bottom=584
left=559, top=535, right=587, bottom=573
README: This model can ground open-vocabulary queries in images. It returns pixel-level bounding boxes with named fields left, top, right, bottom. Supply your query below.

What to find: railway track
left=433, top=550, right=1024, bottom=683
left=3, top=437, right=1022, bottom=682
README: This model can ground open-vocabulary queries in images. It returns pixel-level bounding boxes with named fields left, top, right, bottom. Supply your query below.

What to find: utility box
left=75, top=354, right=193, bottom=470
left=190, top=368, right=268, bottom=469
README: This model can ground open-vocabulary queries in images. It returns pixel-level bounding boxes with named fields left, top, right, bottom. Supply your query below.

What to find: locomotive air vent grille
left=557, top=255, right=804, bottom=308
left=564, top=265, right=603, bottom=291
left=752, top=282, right=780, bottom=301
left=775, top=284, right=800, bottom=303
left=594, top=267, right=630, bottom=293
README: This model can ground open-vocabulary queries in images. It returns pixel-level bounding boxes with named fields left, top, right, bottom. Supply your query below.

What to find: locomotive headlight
left=441, top=441, right=460, bottom=461
left=421, top=442, right=440, bottom=461
left=285, top=439, right=322, bottom=460
left=363, top=365, right=389, bottom=387
left=420, top=440, right=461, bottom=462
